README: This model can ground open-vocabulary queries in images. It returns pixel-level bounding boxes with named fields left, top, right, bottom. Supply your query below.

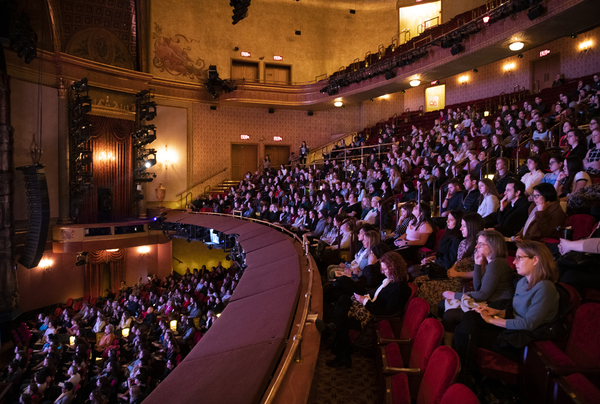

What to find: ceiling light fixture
left=334, top=101, right=343, bottom=107
left=409, top=79, right=421, bottom=87
left=509, top=41, right=524, bottom=51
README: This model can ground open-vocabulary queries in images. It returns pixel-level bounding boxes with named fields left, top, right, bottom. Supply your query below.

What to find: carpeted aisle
left=307, top=342, right=382, bottom=404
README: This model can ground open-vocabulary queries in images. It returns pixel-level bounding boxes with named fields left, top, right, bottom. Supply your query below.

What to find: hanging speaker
left=16, top=164, right=50, bottom=269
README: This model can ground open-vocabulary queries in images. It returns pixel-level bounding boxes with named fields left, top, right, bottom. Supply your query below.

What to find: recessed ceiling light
left=509, top=41, right=524, bottom=51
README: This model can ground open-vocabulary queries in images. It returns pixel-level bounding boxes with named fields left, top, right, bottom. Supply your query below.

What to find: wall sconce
left=137, top=246, right=150, bottom=254
left=122, top=328, right=130, bottom=338
left=579, top=40, right=593, bottom=51
left=158, top=145, right=178, bottom=170
left=170, top=319, right=178, bottom=332
left=484, top=111, right=490, bottom=117
left=106, top=249, right=119, bottom=252
left=458, top=75, right=469, bottom=84
left=503, top=62, right=515, bottom=73
left=39, top=258, right=53, bottom=270
left=96, top=151, right=115, bottom=162
left=69, top=336, right=76, bottom=345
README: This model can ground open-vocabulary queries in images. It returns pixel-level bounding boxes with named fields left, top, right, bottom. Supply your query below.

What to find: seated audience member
left=459, top=174, right=481, bottom=213
left=440, top=179, right=464, bottom=218
left=358, top=196, right=380, bottom=226
left=541, top=156, right=565, bottom=186
left=439, top=230, right=514, bottom=339
left=532, top=120, right=550, bottom=142
left=415, top=213, right=483, bottom=316
left=409, top=210, right=463, bottom=279
left=326, top=228, right=379, bottom=280
left=555, top=156, right=591, bottom=199
left=394, top=202, right=435, bottom=262
left=385, top=203, right=415, bottom=247
left=531, top=140, right=549, bottom=169
left=583, top=129, right=600, bottom=174
left=564, top=129, right=588, bottom=159
left=496, top=179, right=531, bottom=237
left=319, top=251, right=412, bottom=368
left=328, top=242, right=390, bottom=300
left=558, top=229, right=600, bottom=291
left=515, top=183, right=566, bottom=241
left=454, top=241, right=560, bottom=367
left=493, top=157, right=514, bottom=195
left=477, top=179, right=500, bottom=227
left=521, top=155, right=545, bottom=197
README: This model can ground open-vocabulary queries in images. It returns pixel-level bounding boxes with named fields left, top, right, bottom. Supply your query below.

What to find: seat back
left=564, top=214, right=597, bottom=241
left=399, top=298, right=430, bottom=340
left=408, top=318, right=444, bottom=369
left=565, top=303, right=600, bottom=368
left=439, top=383, right=479, bottom=404
left=417, top=346, right=461, bottom=404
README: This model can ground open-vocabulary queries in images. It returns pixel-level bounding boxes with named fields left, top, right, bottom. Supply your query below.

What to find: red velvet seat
left=439, top=383, right=478, bottom=404
left=541, top=214, right=597, bottom=244
left=521, top=302, right=600, bottom=403
left=552, top=373, right=600, bottom=404
left=381, top=318, right=444, bottom=399
left=61, top=298, right=74, bottom=309
left=386, top=346, right=460, bottom=404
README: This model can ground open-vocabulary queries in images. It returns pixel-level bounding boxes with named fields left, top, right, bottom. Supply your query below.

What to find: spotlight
left=450, top=44, right=463, bottom=56
left=571, top=33, right=577, bottom=39
left=473, top=68, right=478, bottom=73
left=77, top=150, right=93, bottom=166
left=527, top=5, right=545, bottom=21
left=140, top=101, right=157, bottom=121
left=71, top=78, right=88, bottom=92
left=133, top=126, right=157, bottom=146
left=75, top=252, right=88, bottom=266
left=517, top=53, right=523, bottom=58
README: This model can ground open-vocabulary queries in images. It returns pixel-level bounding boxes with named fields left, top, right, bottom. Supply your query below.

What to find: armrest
left=547, top=365, right=600, bottom=377
left=378, top=337, right=411, bottom=345
left=382, top=366, right=421, bottom=375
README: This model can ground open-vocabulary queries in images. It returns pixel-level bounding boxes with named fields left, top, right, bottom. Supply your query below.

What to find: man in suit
left=495, top=179, right=531, bottom=237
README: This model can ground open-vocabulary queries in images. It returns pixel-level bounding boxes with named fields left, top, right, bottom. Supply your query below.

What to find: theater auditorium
left=1, top=0, right=600, bottom=403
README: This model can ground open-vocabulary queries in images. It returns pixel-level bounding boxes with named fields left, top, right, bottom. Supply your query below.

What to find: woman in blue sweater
left=453, top=240, right=560, bottom=366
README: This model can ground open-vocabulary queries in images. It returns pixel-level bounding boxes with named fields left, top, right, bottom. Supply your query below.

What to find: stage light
left=140, top=101, right=157, bottom=121
left=71, top=78, right=88, bottom=92
left=509, top=41, right=524, bottom=51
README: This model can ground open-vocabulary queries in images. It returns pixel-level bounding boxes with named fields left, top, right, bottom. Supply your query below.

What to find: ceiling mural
left=60, top=0, right=138, bottom=69
left=152, top=22, right=207, bottom=81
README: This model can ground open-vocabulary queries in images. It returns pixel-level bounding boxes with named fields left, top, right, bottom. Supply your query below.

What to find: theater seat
left=381, top=318, right=444, bottom=399
left=521, top=302, right=600, bottom=403
left=552, top=373, right=600, bottom=404
left=439, top=383, right=479, bottom=404
left=386, top=346, right=460, bottom=404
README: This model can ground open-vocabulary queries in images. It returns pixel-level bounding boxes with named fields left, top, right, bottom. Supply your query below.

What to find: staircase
left=207, top=179, right=239, bottom=197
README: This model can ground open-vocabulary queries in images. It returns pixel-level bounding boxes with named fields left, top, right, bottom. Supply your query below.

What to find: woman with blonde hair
left=454, top=241, right=560, bottom=366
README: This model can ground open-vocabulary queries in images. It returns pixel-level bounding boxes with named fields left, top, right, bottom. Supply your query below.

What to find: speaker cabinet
left=16, top=164, right=50, bottom=269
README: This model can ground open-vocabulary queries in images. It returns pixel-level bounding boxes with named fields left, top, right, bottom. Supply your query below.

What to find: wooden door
left=231, top=60, right=259, bottom=81
left=532, top=54, right=561, bottom=91
left=265, top=64, right=291, bottom=84
left=231, top=144, right=258, bottom=180
left=264, top=145, right=290, bottom=169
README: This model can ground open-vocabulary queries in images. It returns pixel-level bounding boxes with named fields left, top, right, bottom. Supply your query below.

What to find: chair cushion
left=439, top=383, right=479, bottom=404
left=409, top=318, right=443, bottom=369
left=386, top=343, right=404, bottom=368
left=417, top=346, right=460, bottom=404
left=399, top=298, right=429, bottom=340
left=565, top=303, right=600, bottom=368
left=475, top=348, right=518, bottom=385
left=390, top=372, right=411, bottom=404
left=378, top=320, right=395, bottom=340
left=535, top=340, right=576, bottom=368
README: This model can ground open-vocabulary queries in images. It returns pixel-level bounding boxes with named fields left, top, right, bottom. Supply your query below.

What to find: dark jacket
left=460, top=189, right=481, bottom=212
left=496, top=197, right=531, bottom=237
left=435, top=232, right=462, bottom=269
left=365, top=280, right=412, bottom=316
left=521, top=201, right=566, bottom=240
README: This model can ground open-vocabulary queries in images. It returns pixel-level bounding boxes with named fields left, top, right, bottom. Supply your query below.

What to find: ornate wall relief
left=65, top=27, right=134, bottom=70
left=152, top=23, right=207, bottom=81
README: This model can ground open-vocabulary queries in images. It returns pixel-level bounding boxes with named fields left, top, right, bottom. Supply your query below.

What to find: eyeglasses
left=532, top=193, right=542, bottom=198
left=476, top=242, right=489, bottom=247
left=514, top=255, right=533, bottom=262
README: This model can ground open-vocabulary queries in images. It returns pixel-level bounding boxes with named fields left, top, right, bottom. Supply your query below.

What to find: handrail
left=190, top=212, right=315, bottom=404
left=176, top=167, right=228, bottom=197
left=179, top=192, right=192, bottom=209
left=307, top=132, right=358, bottom=164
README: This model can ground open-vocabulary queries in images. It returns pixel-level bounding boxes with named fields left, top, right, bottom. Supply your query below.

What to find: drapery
left=78, top=115, right=134, bottom=224
left=84, top=249, right=126, bottom=297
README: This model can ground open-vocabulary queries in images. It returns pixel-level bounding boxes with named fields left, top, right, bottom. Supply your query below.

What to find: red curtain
left=78, top=115, right=134, bottom=224
left=85, top=249, right=126, bottom=297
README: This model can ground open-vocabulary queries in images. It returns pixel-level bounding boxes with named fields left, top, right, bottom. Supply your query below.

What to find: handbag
left=422, top=262, right=448, bottom=280
left=348, top=298, right=372, bottom=328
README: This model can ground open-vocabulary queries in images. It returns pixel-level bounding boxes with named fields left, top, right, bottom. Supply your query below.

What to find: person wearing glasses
left=439, top=230, right=514, bottom=340
left=540, top=156, right=564, bottom=186
left=453, top=241, right=560, bottom=366
left=514, top=183, right=565, bottom=241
